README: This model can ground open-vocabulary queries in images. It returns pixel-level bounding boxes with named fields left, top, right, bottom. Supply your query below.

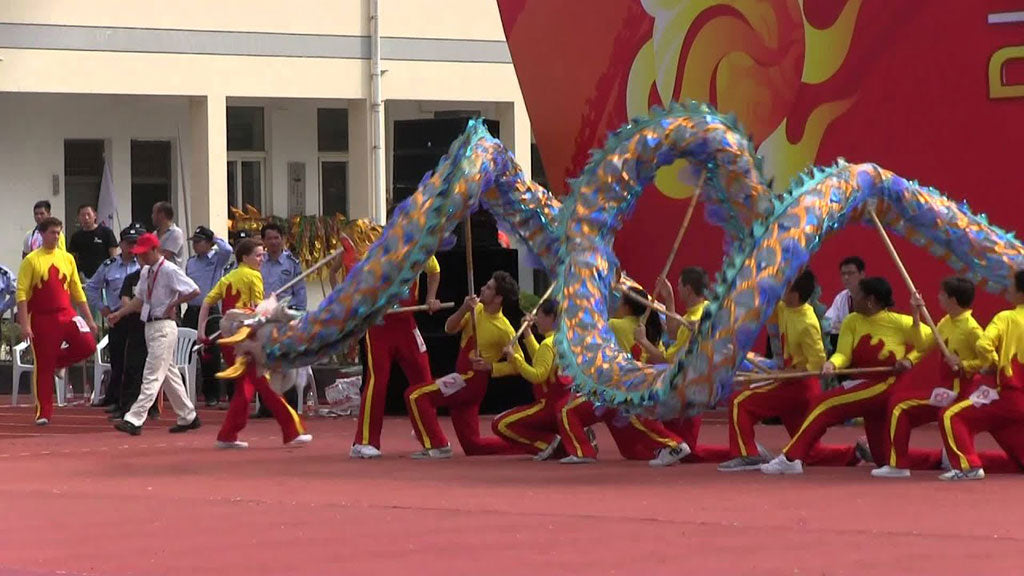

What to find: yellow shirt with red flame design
left=204, top=263, right=263, bottom=312
left=16, top=247, right=86, bottom=314
left=829, top=310, right=931, bottom=369
left=975, top=305, right=1024, bottom=390
left=912, top=310, right=986, bottom=377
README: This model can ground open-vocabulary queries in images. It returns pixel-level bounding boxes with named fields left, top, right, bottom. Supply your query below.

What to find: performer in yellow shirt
left=404, top=271, right=520, bottom=458
left=16, top=217, right=98, bottom=424
left=939, top=270, right=1024, bottom=480
left=491, top=298, right=571, bottom=460
left=762, top=276, right=929, bottom=474
left=718, top=270, right=857, bottom=471
left=198, top=239, right=309, bottom=448
left=873, top=277, right=985, bottom=477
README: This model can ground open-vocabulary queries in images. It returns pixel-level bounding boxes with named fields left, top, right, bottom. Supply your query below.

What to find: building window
left=227, top=106, right=266, bottom=214
left=131, top=140, right=172, bottom=229
left=227, top=106, right=265, bottom=152
left=64, top=140, right=105, bottom=223
left=318, top=108, right=349, bottom=216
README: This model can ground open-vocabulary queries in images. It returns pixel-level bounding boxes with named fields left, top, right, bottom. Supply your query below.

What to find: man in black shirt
left=69, top=205, right=118, bottom=280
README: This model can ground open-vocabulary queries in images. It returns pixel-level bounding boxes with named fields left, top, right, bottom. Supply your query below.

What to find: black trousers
left=182, top=305, right=223, bottom=402
left=101, top=317, right=129, bottom=405
left=117, top=316, right=147, bottom=413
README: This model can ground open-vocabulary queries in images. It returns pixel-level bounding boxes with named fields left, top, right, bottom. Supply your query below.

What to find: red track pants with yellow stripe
left=885, top=372, right=981, bottom=470
left=558, top=395, right=682, bottom=460
left=404, top=338, right=517, bottom=456
left=354, top=315, right=433, bottom=449
left=491, top=390, right=569, bottom=456
left=30, top=309, right=96, bottom=421
left=217, top=362, right=304, bottom=443
left=940, top=386, right=1024, bottom=473
left=726, top=378, right=857, bottom=466
left=783, top=375, right=905, bottom=464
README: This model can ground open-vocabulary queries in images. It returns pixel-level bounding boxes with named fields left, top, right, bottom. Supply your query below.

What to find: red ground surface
left=1, top=401, right=1021, bottom=576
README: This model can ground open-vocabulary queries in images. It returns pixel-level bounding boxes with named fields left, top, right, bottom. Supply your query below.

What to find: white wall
left=0, top=92, right=191, bottom=273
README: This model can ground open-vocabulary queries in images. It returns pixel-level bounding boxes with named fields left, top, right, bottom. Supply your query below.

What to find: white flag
left=97, top=159, right=118, bottom=229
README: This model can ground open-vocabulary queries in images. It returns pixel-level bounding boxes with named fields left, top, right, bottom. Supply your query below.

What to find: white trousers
left=125, top=320, right=197, bottom=427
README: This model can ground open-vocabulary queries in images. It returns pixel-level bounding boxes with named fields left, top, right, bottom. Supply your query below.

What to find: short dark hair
left=153, top=201, right=174, bottom=220
left=77, top=204, right=96, bottom=214
left=840, top=256, right=865, bottom=272
left=38, top=216, right=63, bottom=233
left=859, top=277, right=894, bottom=308
left=260, top=222, right=285, bottom=238
left=491, top=271, right=519, bottom=305
left=941, top=277, right=975, bottom=308
left=679, top=267, right=708, bottom=297
left=1015, top=270, right=1024, bottom=294
left=33, top=200, right=52, bottom=213
left=789, top=269, right=817, bottom=304
left=624, top=286, right=650, bottom=317
left=234, top=238, right=263, bottom=264
left=537, top=298, right=559, bottom=319
left=644, top=310, right=663, bottom=344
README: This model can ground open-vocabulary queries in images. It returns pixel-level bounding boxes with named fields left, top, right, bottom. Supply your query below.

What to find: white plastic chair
left=11, top=340, right=67, bottom=407
left=92, top=335, right=111, bottom=405
left=174, top=328, right=198, bottom=404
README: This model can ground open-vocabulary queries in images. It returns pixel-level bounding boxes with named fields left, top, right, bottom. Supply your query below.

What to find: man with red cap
left=108, top=232, right=201, bottom=435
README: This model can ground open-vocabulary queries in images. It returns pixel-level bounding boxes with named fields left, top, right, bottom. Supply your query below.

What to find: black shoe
left=169, top=416, right=201, bottom=433
left=104, top=404, right=119, bottom=413
left=108, top=410, right=126, bottom=421
left=114, top=419, right=142, bottom=436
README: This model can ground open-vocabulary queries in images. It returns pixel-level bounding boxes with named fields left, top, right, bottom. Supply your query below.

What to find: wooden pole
left=515, top=283, right=558, bottom=340
left=387, top=302, right=455, bottom=315
left=867, top=209, right=954, bottom=363
left=734, top=365, right=894, bottom=384
left=658, top=170, right=707, bottom=282
left=616, top=284, right=690, bottom=325
left=464, top=214, right=479, bottom=355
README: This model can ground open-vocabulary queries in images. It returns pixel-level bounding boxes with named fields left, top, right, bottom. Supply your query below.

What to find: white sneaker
left=216, top=440, right=249, bottom=449
left=560, top=455, right=596, bottom=464
left=939, top=468, right=985, bottom=481
left=870, top=465, right=910, bottom=478
left=410, top=445, right=453, bottom=459
left=349, top=444, right=382, bottom=459
left=649, top=443, right=691, bottom=467
left=35, top=418, right=49, bottom=426
left=286, top=434, right=313, bottom=446
left=761, top=454, right=804, bottom=475
left=533, top=436, right=562, bottom=462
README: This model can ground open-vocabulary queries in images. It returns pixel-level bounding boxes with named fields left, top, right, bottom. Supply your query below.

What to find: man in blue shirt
left=85, top=224, right=143, bottom=408
left=260, top=222, right=306, bottom=311
left=184, top=225, right=234, bottom=406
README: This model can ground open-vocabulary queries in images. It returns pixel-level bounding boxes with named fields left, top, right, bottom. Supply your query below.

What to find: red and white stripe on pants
left=217, top=358, right=305, bottom=443
left=725, top=377, right=857, bottom=466
left=404, top=338, right=516, bottom=456
left=30, top=310, right=96, bottom=421
left=354, top=315, right=433, bottom=449
left=558, top=395, right=682, bottom=460
left=941, top=386, right=1024, bottom=473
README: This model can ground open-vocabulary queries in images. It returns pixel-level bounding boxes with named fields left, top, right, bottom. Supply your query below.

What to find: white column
left=188, top=94, right=228, bottom=237
left=347, top=98, right=374, bottom=221
left=496, top=100, right=535, bottom=293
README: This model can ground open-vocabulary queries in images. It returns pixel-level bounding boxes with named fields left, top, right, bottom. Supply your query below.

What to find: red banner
left=498, top=0, right=1024, bottom=320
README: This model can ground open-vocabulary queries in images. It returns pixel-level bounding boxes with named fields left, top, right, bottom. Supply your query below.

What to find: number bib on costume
left=969, top=385, right=999, bottom=407
left=928, top=387, right=956, bottom=408
left=72, top=316, right=90, bottom=333
left=437, top=373, right=467, bottom=397
left=841, top=379, right=867, bottom=390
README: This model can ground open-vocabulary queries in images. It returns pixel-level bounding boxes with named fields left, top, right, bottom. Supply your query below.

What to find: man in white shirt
left=151, top=201, right=186, bottom=267
left=108, top=232, right=200, bottom=435
left=823, top=256, right=865, bottom=350
left=22, top=200, right=66, bottom=257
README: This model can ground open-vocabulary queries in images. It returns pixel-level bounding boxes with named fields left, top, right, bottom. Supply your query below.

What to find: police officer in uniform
left=84, top=224, right=144, bottom=409
left=184, top=226, right=233, bottom=406
left=256, top=222, right=306, bottom=413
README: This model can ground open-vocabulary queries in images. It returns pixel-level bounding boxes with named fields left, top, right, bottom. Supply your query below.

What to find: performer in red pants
left=874, top=277, right=985, bottom=477
left=718, top=270, right=858, bottom=471
left=761, top=277, right=929, bottom=475
left=16, top=217, right=98, bottom=425
left=938, top=270, right=1024, bottom=481
left=198, top=239, right=310, bottom=448
left=404, top=272, right=521, bottom=458
left=350, top=254, right=441, bottom=459
left=492, top=298, right=570, bottom=460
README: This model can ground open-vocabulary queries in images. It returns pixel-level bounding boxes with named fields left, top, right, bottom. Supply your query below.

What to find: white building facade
left=0, top=0, right=533, bottom=296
